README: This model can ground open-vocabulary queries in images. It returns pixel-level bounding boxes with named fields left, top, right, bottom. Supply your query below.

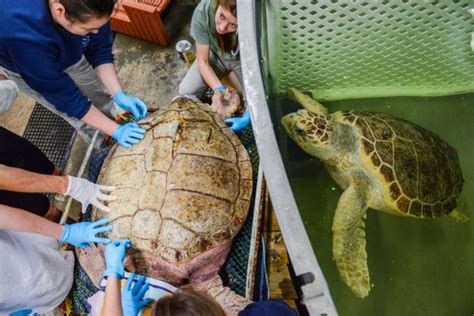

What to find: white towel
left=0, top=230, right=74, bottom=315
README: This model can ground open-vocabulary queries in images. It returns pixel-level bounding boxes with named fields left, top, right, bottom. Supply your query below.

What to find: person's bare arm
left=196, top=43, right=222, bottom=89
left=0, top=204, right=63, bottom=238
left=81, top=105, right=118, bottom=136
left=0, top=164, right=68, bottom=194
left=103, top=276, right=124, bottom=316
left=95, top=63, right=122, bottom=97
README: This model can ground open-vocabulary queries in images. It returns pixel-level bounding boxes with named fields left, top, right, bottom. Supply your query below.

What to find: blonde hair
left=151, top=286, right=225, bottom=316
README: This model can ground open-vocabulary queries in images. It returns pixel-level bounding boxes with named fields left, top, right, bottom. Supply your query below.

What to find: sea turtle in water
left=77, top=96, right=253, bottom=314
left=281, top=88, right=467, bottom=298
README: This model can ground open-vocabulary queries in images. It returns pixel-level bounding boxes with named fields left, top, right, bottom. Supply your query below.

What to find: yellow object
left=176, top=40, right=196, bottom=67
left=183, top=48, right=196, bottom=66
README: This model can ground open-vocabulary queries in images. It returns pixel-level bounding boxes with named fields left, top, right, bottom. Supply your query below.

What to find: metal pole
left=237, top=1, right=338, bottom=314
left=59, top=131, right=100, bottom=225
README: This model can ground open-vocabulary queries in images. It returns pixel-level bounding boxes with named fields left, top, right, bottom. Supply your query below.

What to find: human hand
left=224, top=111, right=251, bottom=132
left=113, top=91, right=148, bottom=120
left=211, top=90, right=227, bottom=120
left=112, top=123, right=146, bottom=149
left=60, top=219, right=112, bottom=248
left=122, top=273, right=154, bottom=316
left=66, top=176, right=116, bottom=213
left=104, top=239, right=131, bottom=278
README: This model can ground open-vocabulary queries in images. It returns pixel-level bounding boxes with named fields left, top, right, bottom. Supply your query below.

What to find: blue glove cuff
left=104, top=266, right=125, bottom=279
left=112, top=91, right=125, bottom=102
left=111, top=125, right=122, bottom=141
left=59, top=224, right=70, bottom=243
left=213, top=85, right=226, bottom=92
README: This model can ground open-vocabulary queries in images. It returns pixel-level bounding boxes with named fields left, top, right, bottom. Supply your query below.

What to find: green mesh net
left=263, top=0, right=474, bottom=100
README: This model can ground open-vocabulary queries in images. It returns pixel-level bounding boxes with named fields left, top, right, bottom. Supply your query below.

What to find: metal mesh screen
left=71, top=124, right=259, bottom=312
left=23, top=103, right=76, bottom=170
left=265, top=0, right=474, bottom=100
left=220, top=125, right=259, bottom=296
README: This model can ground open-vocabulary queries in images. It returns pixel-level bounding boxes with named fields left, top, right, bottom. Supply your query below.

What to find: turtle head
left=282, top=88, right=334, bottom=159
left=282, top=108, right=334, bottom=159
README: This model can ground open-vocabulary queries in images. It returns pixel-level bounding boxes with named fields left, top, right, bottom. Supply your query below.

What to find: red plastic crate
left=111, top=0, right=171, bottom=46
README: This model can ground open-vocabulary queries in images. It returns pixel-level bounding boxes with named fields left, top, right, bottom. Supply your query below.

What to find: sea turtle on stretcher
left=77, top=96, right=253, bottom=314
left=281, top=88, right=467, bottom=298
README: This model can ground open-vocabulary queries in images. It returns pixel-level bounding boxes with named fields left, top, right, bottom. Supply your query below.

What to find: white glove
left=0, top=79, right=19, bottom=113
left=65, top=176, right=116, bottom=213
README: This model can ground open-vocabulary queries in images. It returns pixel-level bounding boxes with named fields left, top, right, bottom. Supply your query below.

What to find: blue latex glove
left=9, top=309, right=38, bottom=316
left=60, top=219, right=112, bottom=248
left=113, top=91, right=148, bottom=119
left=112, top=122, right=146, bottom=149
left=224, top=111, right=251, bottom=132
left=104, top=239, right=131, bottom=278
left=122, top=273, right=154, bottom=316
left=213, top=85, right=226, bottom=92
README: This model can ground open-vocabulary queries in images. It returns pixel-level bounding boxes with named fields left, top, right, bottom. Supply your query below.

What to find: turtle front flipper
left=288, top=87, right=328, bottom=116
left=332, top=185, right=370, bottom=298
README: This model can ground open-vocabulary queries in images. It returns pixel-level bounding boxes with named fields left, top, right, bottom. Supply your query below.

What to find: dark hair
left=59, top=0, right=117, bottom=23
left=215, top=0, right=238, bottom=53
left=151, top=286, right=225, bottom=316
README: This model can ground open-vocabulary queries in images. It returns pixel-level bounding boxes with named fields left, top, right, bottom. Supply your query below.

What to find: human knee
left=178, top=81, right=189, bottom=96
left=178, top=80, right=200, bottom=97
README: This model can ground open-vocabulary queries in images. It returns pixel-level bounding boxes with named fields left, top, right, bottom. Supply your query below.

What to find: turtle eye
left=295, top=126, right=306, bottom=136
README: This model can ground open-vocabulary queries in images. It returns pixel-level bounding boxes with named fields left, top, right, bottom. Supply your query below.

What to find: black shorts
left=0, top=127, right=54, bottom=216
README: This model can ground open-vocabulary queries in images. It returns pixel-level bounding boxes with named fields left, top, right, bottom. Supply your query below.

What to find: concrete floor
left=0, top=93, right=36, bottom=135
left=0, top=1, right=196, bottom=214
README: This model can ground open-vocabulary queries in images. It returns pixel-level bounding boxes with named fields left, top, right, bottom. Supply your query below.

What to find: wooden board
left=264, top=196, right=299, bottom=310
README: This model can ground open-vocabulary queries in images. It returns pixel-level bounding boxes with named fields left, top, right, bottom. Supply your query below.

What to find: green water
left=276, top=94, right=474, bottom=315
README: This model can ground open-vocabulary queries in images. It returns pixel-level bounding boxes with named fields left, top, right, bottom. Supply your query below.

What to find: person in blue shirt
left=0, top=0, right=146, bottom=149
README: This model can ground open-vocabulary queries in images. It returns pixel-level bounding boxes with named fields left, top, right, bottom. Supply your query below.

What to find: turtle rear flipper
left=194, top=275, right=251, bottom=316
left=75, top=245, right=106, bottom=288
left=332, top=185, right=370, bottom=298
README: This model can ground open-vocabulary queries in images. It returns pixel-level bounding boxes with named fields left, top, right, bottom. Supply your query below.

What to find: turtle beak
left=282, top=113, right=306, bottom=141
left=281, top=113, right=295, bottom=132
